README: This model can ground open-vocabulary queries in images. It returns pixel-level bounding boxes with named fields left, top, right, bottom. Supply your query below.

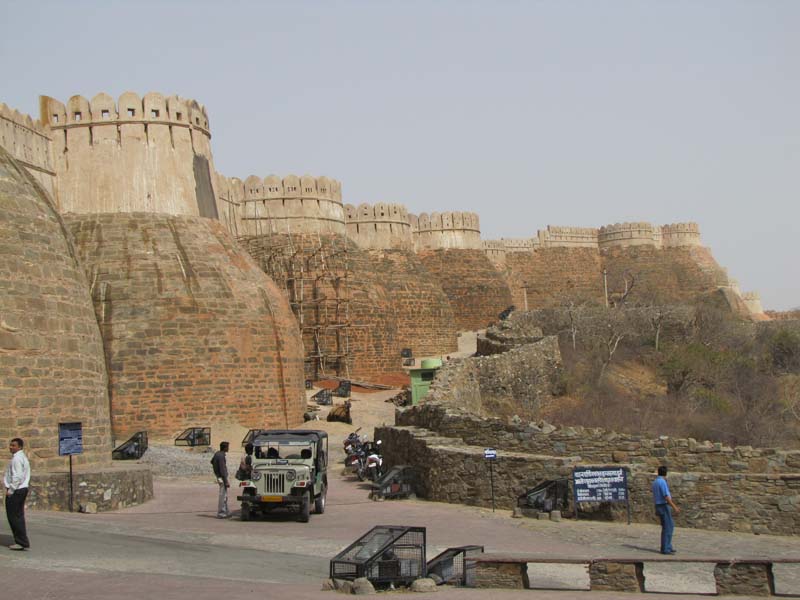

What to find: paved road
left=2, top=469, right=799, bottom=599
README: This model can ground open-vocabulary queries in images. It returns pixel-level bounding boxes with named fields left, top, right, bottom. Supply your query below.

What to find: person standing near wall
left=652, top=465, right=680, bottom=554
left=211, top=441, right=230, bottom=518
left=4, top=437, right=31, bottom=550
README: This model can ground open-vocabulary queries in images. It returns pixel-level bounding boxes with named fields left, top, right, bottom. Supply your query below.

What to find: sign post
left=572, top=466, right=631, bottom=524
left=58, top=422, right=83, bottom=512
left=484, top=447, right=497, bottom=512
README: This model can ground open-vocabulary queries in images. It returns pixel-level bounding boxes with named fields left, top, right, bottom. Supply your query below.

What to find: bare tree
left=608, top=271, right=636, bottom=307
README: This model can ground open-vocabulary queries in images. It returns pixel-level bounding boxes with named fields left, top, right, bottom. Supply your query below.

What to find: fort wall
left=522, top=222, right=703, bottom=251
left=0, top=146, right=113, bottom=471
left=537, top=225, right=599, bottom=248
left=602, top=245, right=730, bottom=304
left=344, top=202, right=413, bottom=249
left=483, top=238, right=538, bottom=267
left=504, top=247, right=605, bottom=308
left=366, top=248, right=459, bottom=357
left=239, top=233, right=404, bottom=380
left=742, top=292, right=765, bottom=315
left=0, top=103, right=56, bottom=198
left=65, top=213, right=306, bottom=440
left=661, top=222, right=702, bottom=247
left=40, top=92, right=217, bottom=217
left=418, top=249, right=514, bottom=331
left=220, top=174, right=345, bottom=236
left=598, top=222, right=662, bottom=248
left=410, top=211, right=482, bottom=250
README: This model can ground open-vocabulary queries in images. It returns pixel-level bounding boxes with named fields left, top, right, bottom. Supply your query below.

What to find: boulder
left=80, top=502, right=98, bottom=514
left=352, top=577, right=376, bottom=595
left=410, top=578, right=438, bottom=593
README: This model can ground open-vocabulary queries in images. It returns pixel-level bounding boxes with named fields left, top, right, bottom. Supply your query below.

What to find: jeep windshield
left=253, top=440, right=313, bottom=462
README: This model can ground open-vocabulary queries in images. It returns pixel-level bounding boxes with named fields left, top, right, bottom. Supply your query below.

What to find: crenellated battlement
left=537, top=225, right=599, bottom=248
left=344, top=202, right=412, bottom=249
left=530, top=222, right=703, bottom=250
left=38, top=92, right=218, bottom=216
left=218, top=174, right=345, bottom=236
left=0, top=103, right=56, bottom=196
left=598, top=222, right=662, bottom=248
left=409, top=211, right=481, bottom=250
left=501, top=238, right=539, bottom=252
left=661, top=222, right=702, bottom=247
left=483, top=238, right=540, bottom=266
left=41, top=92, right=213, bottom=164
left=742, top=291, right=764, bottom=315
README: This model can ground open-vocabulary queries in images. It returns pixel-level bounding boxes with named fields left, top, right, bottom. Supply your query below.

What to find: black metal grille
left=174, top=427, right=210, bottom=447
left=330, top=526, right=426, bottom=585
left=427, top=545, right=484, bottom=586
left=112, top=431, right=148, bottom=460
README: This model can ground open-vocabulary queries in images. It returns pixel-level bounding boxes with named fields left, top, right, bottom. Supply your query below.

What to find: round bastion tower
left=39, top=92, right=306, bottom=439
left=344, top=203, right=413, bottom=250
left=0, top=145, right=113, bottom=470
left=41, top=92, right=218, bottom=217
left=220, top=176, right=404, bottom=379
left=218, top=174, right=345, bottom=236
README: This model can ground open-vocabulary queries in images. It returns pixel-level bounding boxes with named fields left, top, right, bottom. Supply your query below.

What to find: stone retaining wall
left=26, top=464, right=153, bottom=511
left=419, top=339, right=562, bottom=420
left=397, top=403, right=800, bottom=475
left=383, top=405, right=800, bottom=534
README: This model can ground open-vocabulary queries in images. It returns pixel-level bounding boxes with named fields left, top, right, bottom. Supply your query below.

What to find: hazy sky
left=2, top=1, right=798, bottom=309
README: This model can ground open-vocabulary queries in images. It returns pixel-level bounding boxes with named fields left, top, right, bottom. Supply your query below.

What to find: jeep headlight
left=285, top=469, right=296, bottom=482
left=250, top=471, right=262, bottom=481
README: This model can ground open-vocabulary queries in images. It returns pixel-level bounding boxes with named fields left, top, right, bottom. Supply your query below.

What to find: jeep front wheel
left=298, top=492, right=311, bottom=523
left=314, top=486, right=327, bottom=514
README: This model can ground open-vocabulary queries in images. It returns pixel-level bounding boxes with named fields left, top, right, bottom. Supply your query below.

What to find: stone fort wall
left=218, top=173, right=344, bottom=236
left=410, top=211, right=482, bottom=250
left=0, top=146, right=113, bottom=471
left=499, top=222, right=745, bottom=310
left=0, top=103, right=56, bottom=198
left=418, top=248, right=514, bottom=332
left=40, top=92, right=218, bottom=217
left=345, top=202, right=413, bottom=249
left=65, top=212, right=306, bottom=441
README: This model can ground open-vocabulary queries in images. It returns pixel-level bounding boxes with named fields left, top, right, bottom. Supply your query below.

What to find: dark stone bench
left=466, top=554, right=800, bottom=596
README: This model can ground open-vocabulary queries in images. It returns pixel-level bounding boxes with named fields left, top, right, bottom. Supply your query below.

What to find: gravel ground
left=140, top=444, right=219, bottom=479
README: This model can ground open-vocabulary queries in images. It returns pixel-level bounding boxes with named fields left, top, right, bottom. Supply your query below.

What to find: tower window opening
left=151, top=109, right=160, bottom=119
left=127, top=108, right=135, bottom=117
left=73, top=112, right=82, bottom=121
left=175, top=112, right=182, bottom=121
left=101, top=109, right=110, bottom=119
left=52, top=114, right=59, bottom=123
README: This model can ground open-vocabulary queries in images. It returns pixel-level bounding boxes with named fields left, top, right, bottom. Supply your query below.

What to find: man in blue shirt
left=652, top=466, right=680, bottom=554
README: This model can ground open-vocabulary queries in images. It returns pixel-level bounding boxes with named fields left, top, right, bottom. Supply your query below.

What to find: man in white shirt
left=4, top=438, right=31, bottom=550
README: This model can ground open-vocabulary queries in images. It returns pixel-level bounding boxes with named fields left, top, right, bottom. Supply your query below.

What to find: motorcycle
left=366, top=440, right=383, bottom=482
left=342, top=428, right=362, bottom=460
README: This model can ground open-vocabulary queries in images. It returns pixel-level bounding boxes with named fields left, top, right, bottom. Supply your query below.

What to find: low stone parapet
left=27, top=464, right=153, bottom=511
left=465, top=555, right=799, bottom=596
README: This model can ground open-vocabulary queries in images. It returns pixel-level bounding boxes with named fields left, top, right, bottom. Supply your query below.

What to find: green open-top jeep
left=237, top=430, right=328, bottom=522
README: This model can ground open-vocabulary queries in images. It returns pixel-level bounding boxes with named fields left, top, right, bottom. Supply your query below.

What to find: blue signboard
left=483, top=448, right=497, bottom=460
left=58, top=422, right=83, bottom=456
left=572, top=466, right=628, bottom=504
